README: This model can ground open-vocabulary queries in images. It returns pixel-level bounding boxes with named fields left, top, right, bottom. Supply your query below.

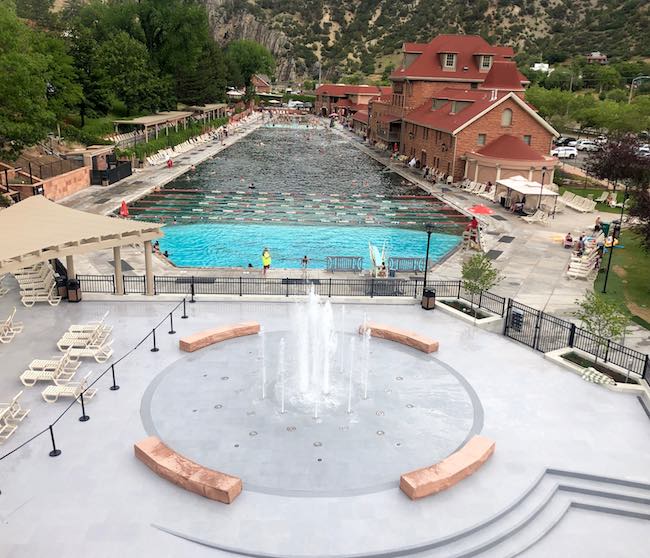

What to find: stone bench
left=359, top=322, right=439, bottom=353
left=400, top=435, right=495, bottom=500
left=179, top=321, right=260, bottom=352
left=134, top=436, right=242, bottom=504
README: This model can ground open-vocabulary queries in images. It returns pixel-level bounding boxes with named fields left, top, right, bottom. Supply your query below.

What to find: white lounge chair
left=0, top=407, right=18, bottom=442
left=522, top=210, right=545, bottom=224
left=28, top=350, right=80, bottom=373
left=20, top=357, right=77, bottom=386
left=42, top=372, right=97, bottom=404
left=593, top=191, right=609, bottom=203
left=68, top=311, right=111, bottom=333
left=0, top=307, right=23, bottom=344
left=0, top=275, right=8, bottom=297
left=0, top=391, right=30, bottom=423
left=57, top=327, right=111, bottom=351
left=68, top=339, right=114, bottom=363
left=20, top=283, right=61, bottom=308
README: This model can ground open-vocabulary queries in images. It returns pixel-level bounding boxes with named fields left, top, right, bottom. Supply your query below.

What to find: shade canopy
left=496, top=176, right=558, bottom=197
left=0, top=196, right=162, bottom=273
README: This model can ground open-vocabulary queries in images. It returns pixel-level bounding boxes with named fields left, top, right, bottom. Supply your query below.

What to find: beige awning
left=0, top=196, right=163, bottom=273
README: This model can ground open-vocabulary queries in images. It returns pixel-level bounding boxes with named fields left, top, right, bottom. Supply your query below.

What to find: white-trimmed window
left=501, top=109, right=513, bottom=127
left=481, top=55, right=492, bottom=70
left=477, top=133, right=487, bottom=145
left=444, top=53, right=456, bottom=68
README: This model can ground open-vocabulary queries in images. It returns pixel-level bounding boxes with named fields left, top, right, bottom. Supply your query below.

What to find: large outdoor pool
left=158, top=223, right=460, bottom=269
left=132, top=123, right=467, bottom=268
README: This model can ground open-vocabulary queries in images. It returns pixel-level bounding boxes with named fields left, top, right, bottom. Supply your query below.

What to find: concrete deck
left=0, top=289, right=648, bottom=557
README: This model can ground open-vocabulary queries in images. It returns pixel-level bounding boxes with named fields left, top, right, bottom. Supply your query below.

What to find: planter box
left=436, top=298, right=503, bottom=332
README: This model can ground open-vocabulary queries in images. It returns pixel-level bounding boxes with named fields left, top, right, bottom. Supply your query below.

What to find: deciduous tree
left=573, top=292, right=628, bottom=362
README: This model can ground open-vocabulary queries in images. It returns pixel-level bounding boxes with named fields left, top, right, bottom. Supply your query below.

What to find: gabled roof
left=403, top=42, right=427, bottom=53
left=316, top=84, right=391, bottom=97
left=479, top=61, right=526, bottom=92
left=352, top=111, right=369, bottom=124
left=253, top=74, right=271, bottom=85
left=403, top=89, right=559, bottom=137
left=391, top=34, right=521, bottom=83
left=476, top=134, right=546, bottom=161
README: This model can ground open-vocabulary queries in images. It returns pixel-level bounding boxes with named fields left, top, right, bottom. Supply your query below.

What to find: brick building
left=369, top=35, right=528, bottom=148
left=315, top=84, right=391, bottom=117
left=251, top=74, right=272, bottom=94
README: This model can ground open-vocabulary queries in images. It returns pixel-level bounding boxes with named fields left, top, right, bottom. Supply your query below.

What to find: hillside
left=201, top=0, right=650, bottom=83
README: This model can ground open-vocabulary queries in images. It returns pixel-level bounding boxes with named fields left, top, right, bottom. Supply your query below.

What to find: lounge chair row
left=145, top=128, right=226, bottom=166
left=522, top=210, right=550, bottom=225
left=558, top=192, right=597, bottom=213
left=13, top=262, right=61, bottom=308
left=0, top=274, right=8, bottom=297
left=1, top=306, right=23, bottom=344
left=0, top=391, right=30, bottom=443
left=567, top=236, right=603, bottom=279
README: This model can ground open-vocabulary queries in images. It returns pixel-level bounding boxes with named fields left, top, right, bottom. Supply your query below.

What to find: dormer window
left=481, top=55, right=492, bottom=71
left=443, top=53, right=456, bottom=69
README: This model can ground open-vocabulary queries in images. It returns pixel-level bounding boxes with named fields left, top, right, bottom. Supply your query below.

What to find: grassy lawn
left=558, top=186, right=623, bottom=214
left=594, top=232, right=650, bottom=329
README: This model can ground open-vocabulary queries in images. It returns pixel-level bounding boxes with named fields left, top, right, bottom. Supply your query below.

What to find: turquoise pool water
left=159, top=223, right=460, bottom=269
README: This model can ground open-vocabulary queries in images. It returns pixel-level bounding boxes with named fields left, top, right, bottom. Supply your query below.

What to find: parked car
left=576, top=140, right=599, bottom=151
left=551, top=146, right=577, bottom=159
left=638, top=145, right=650, bottom=158
left=555, top=136, right=577, bottom=146
left=595, top=135, right=607, bottom=145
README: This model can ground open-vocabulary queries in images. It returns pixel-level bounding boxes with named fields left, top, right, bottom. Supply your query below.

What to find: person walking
left=262, top=248, right=272, bottom=275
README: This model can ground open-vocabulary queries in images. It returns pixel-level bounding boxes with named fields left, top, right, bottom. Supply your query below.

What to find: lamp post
left=537, top=166, right=548, bottom=209
left=601, top=219, right=621, bottom=294
left=423, top=222, right=435, bottom=292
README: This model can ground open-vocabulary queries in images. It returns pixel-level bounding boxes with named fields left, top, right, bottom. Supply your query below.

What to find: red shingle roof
left=403, top=88, right=502, bottom=132
left=316, top=84, right=391, bottom=96
left=476, top=134, right=546, bottom=161
left=403, top=42, right=427, bottom=53
left=392, top=35, right=519, bottom=82
left=352, top=111, right=369, bottom=124
left=378, top=114, right=401, bottom=124
left=479, top=61, right=526, bottom=91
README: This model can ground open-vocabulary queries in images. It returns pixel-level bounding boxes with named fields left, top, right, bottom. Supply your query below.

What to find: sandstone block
left=359, top=322, right=439, bottom=353
left=179, top=321, right=260, bottom=352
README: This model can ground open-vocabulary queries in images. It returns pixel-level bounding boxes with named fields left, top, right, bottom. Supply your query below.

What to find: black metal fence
left=90, top=161, right=132, bottom=186
left=15, top=156, right=84, bottom=181
left=504, top=299, right=649, bottom=379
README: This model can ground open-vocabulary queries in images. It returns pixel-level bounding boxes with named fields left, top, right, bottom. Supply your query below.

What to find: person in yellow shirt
left=262, top=248, right=271, bottom=275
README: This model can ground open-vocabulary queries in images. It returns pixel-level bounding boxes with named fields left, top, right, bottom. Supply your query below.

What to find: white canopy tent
left=0, top=196, right=163, bottom=295
left=495, top=175, right=559, bottom=213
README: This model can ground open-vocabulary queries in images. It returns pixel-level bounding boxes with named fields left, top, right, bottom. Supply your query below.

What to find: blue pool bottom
left=158, top=223, right=461, bottom=269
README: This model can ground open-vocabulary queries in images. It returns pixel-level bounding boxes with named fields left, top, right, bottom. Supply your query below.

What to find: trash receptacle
left=389, top=269, right=396, bottom=278
left=56, top=276, right=68, bottom=299
left=67, top=279, right=82, bottom=302
left=601, top=222, right=610, bottom=236
left=421, top=288, right=436, bottom=310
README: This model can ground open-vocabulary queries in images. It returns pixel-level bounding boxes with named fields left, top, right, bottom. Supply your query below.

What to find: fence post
left=503, top=299, right=511, bottom=335
left=328, top=278, right=332, bottom=297
left=478, top=290, right=483, bottom=310
left=151, top=329, right=159, bottom=352
left=168, top=312, right=176, bottom=335
left=604, top=339, right=610, bottom=363
left=181, top=298, right=188, bottom=319
left=370, top=278, right=375, bottom=298
left=110, top=364, right=120, bottom=391
left=532, top=311, right=543, bottom=351
left=79, top=392, right=90, bottom=422
left=190, top=276, right=196, bottom=303
left=568, top=323, right=576, bottom=348
left=457, top=280, right=462, bottom=299
left=239, top=277, right=243, bottom=297
left=48, top=425, right=61, bottom=457
left=644, top=355, right=649, bottom=381
left=111, top=274, right=116, bottom=295
left=285, top=278, right=289, bottom=297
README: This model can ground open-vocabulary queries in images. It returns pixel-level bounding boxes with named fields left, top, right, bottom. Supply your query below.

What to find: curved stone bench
left=135, top=436, right=242, bottom=504
left=359, top=322, right=439, bottom=353
left=400, top=435, right=495, bottom=500
left=179, top=321, right=260, bottom=353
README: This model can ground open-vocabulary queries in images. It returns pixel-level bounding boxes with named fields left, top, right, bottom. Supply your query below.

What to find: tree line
left=0, top=0, right=274, bottom=159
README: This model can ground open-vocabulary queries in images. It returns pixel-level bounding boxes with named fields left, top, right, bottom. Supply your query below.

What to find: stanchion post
left=168, top=312, right=176, bottom=335
left=181, top=298, right=188, bottom=319
left=48, top=425, right=61, bottom=457
left=190, top=276, right=196, bottom=303
left=79, top=392, right=90, bottom=422
left=110, top=364, right=120, bottom=391
left=151, top=329, right=159, bottom=352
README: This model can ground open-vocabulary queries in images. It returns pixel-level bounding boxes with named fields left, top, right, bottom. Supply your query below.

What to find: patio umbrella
left=120, top=200, right=129, bottom=217
left=468, top=204, right=494, bottom=215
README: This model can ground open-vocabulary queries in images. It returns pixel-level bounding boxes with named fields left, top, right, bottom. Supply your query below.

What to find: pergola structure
left=188, top=103, right=228, bottom=122
left=0, top=196, right=163, bottom=295
left=113, top=111, right=194, bottom=142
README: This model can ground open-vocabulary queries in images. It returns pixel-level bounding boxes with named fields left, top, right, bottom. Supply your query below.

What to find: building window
left=501, top=109, right=513, bottom=127
left=481, top=55, right=492, bottom=70
left=477, top=133, right=487, bottom=145
left=523, top=135, right=531, bottom=145
left=444, top=53, right=456, bottom=68
left=470, top=82, right=478, bottom=89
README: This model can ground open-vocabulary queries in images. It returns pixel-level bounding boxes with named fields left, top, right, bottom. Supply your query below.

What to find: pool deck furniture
left=67, top=339, right=114, bottom=363
left=20, top=352, right=78, bottom=386
left=179, top=321, right=260, bottom=353
left=134, top=436, right=242, bottom=504
left=0, top=306, right=23, bottom=344
left=325, top=256, right=363, bottom=273
left=68, top=311, right=111, bottom=333
left=400, top=435, right=496, bottom=500
left=28, top=350, right=80, bottom=373
left=0, top=391, right=30, bottom=423
left=42, top=372, right=97, bottom=403
left=359, top=322, right=439, bottom=354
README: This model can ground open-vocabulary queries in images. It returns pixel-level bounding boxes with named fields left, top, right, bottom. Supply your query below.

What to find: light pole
left=601, top=219, right=621, bottom=294
left=628, top=75, right=650, bottom=104
left=423, top=222, right=435, bottom=292
left=537, top=166, right=548, bottom=209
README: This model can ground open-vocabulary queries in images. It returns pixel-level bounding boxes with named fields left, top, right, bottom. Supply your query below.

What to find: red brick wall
left=401, top=122, right=456, bottom=176
left=42, top=167, right=90, bottom=201
left=404, top=81, right=474, bottom=110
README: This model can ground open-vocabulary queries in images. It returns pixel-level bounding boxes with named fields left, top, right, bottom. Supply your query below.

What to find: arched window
left=501, top=109, right=513, bottom=127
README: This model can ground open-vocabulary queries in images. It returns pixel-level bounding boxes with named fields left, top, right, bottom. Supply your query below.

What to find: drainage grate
left=485, top=249, right=503, bottom=260
left=498, top=236, right=515, bottom=243
left=491, top=215, right=507, bottom=221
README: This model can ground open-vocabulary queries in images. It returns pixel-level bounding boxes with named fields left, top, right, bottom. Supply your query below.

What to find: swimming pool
left=158, top=223, right=461, bottom=269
